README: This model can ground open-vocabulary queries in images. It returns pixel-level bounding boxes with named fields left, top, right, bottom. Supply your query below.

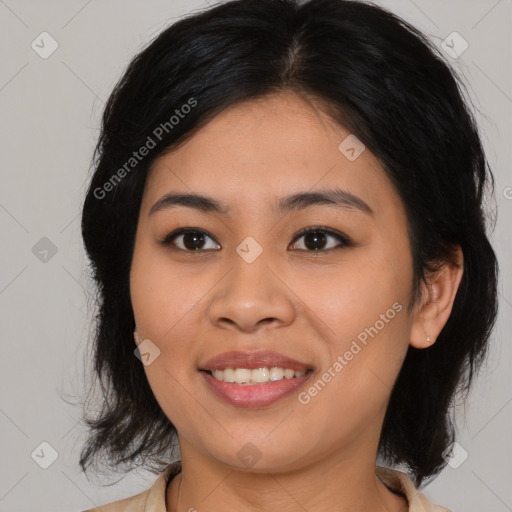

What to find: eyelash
left=159, top=226, right=352, bottom=253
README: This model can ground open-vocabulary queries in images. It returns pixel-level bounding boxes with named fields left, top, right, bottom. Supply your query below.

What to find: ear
left=410, top=246, right=464, bottom=349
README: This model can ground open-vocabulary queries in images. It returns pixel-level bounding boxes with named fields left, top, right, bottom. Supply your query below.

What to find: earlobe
left=134, top=327, right=140, bottom=346
left=410, top=246, right=464, bottom=349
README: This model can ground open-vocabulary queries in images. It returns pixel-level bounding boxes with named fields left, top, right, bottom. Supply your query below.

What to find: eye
left=160, top=226, right=352, bottom=253
left=289, top=226, right=352, bottom=252
left=160, top=228, right=220, bottom=252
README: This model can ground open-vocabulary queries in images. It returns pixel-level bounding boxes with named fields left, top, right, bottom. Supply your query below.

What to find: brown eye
left=290, top=227, right=351, bottom=252
left=160, top=228, right=220, bottom=251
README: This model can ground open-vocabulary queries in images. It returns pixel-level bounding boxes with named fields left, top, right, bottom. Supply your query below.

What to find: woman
left=79, top=0, right=498, bottom=510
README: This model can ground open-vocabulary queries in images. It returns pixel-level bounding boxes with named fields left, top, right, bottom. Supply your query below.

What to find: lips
left=201, top=370, right=313, bottom=408
left=199, top=350, right=314, bottom=372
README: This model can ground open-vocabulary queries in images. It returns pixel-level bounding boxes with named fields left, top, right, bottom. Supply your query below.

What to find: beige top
left=83, top=461, right=451, bottom=512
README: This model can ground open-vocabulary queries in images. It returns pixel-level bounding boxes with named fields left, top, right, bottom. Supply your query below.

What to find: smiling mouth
left=202, top=367, right=314, bottom=385
left=199, top=366, right=315, bottom=408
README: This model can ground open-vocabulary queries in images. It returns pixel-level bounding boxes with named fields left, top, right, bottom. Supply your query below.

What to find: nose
left=208, top=255, right=296, bottom=334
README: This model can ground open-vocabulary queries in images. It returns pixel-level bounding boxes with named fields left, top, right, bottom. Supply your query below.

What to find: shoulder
left=82, top=489, right=149, bottom=512
left=80, top=461, right=182, bottom=512
left=376, top=466, right=452, bottom=512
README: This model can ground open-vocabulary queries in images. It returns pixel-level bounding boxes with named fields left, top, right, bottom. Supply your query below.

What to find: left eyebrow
left=148, top=188, right=374, bottom=217
left=274, top=188, right=374, bottom=216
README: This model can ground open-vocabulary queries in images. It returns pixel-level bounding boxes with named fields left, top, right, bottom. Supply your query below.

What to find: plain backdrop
left=0, top=0, right=511, bottom=511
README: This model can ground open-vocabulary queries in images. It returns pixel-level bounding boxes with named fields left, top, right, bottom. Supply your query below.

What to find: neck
left=165, top=442, right=408, bottom=512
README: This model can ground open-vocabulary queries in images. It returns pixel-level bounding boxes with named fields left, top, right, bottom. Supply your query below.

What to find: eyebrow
left=148, top=188, right=374, bottom=217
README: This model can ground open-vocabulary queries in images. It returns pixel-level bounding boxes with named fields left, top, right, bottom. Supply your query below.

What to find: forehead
left=143, top=91, right=399, bottom=218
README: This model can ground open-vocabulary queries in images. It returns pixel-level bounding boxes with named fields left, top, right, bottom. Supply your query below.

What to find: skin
left=129, top=90, right=463, bottom=512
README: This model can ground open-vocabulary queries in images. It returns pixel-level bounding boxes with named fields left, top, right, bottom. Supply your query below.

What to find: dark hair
left=79, top=0, right=498, bottom=487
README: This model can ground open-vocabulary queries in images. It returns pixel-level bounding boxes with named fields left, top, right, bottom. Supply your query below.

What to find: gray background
left=0, top=0, right=511, bottom=510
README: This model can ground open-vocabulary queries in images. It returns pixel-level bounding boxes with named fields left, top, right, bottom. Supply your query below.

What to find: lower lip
left=200, top=370, right=313, bottom=408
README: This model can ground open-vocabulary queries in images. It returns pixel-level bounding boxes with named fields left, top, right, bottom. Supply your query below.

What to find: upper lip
left=200, top=350, right=314, bottom=372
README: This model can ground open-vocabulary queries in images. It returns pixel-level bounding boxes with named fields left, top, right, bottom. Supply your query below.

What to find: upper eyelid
left=160, top=227, right=219, bottom=247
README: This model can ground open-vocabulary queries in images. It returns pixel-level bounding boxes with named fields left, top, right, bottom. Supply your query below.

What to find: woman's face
left=130, top=90, right=418, bottom=472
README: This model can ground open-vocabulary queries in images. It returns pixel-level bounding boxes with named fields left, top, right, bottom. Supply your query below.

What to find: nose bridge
left=208, top=243, right=295, bottom=332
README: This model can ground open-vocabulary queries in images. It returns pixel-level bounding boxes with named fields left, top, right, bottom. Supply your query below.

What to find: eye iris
left=304, top=231, right=327, bottom=250
left=183, top=232, right=206, bottom=250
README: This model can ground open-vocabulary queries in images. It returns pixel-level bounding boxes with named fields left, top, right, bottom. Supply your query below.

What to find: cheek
left=294, top=246, right=412, bottom=403
left=130, top=241, right=209, bottom=340
left=293, top=247, right=411, bottom=343
left=130, top=245, right=203, bottom=414
left=130, top=250, right=205, bottom=427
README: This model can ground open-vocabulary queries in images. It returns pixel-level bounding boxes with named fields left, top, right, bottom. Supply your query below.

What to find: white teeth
left=284, top=368, right=295, bottom=379
left=222, top=368, right=235, bottom=382
left=234, top=368, right=252, bottom=384
left=269, top=367, right=284, bottom=381
left=210, top=367, right=308, bottom=384
left=251, top=367, right=269, bottom=383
